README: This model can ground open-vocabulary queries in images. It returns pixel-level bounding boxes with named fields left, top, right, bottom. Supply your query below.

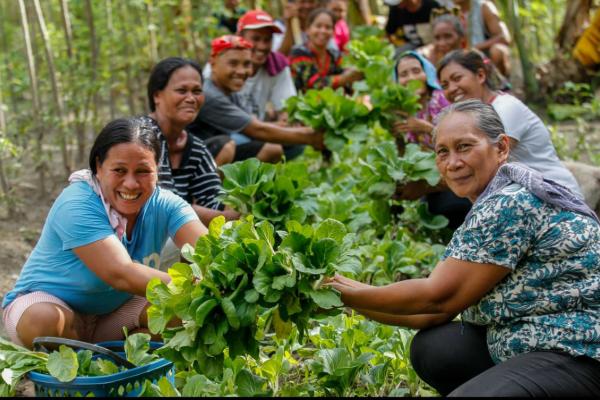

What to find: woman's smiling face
left=439, top=61, right=487, bottom=103
left=95, top=142, right=158, bottom=222
left=434, top=112, right=509, bottom=202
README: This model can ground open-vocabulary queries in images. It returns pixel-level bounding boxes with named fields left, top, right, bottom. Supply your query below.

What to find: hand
left=283, top=2, right=299, bottom=21
left=309, top=131, right=325, bottom=151
left=222, top=208, right=241, bottom=221
left=393, top=117, right=433, bottom=135
left=342, top=68, right=364, bottom=85
left=394, top=180, right=433, bottom=201
left=275, top=112, right=289, bottom=127
left=322, top=274, right=371, bottom=293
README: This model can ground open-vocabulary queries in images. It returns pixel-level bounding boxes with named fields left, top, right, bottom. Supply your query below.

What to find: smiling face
left=433, top=21, right=462, bottom=56
left=434, top=112, right=509, bottom=202
left=95, top=142, right=158, bottom=223
left=439, top=61, right=487, bottom=103
left=241, top=27, right=273, bottom=69
left=153, top=66, right=204, bottom=126
left=328, top=0, right=347, bottom=22
left=396, top=56, right=427, bottom=97
left=210, top=48, right=253, bottom=93
left=307, top=12, right=334, bottom=49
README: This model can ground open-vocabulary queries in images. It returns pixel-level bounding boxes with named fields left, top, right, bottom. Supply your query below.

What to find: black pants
left=410, top=322, right=600, bottom=397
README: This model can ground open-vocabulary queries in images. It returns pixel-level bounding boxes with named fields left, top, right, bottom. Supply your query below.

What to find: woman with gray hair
left=326, top=100, right=600, bottom=396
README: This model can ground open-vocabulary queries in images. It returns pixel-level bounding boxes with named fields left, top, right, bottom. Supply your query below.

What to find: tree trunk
left=557, top=0, right=592, bottom=51
left=0, top=58, right=15, bottom=218
left=59, top=0, right=73, bottom=58
left=146, top=0, right=159, bottom=63
left=117, top=1, right=137, bottom=116
left=18, top=0, right=46, bottom=197
left=33, top=0, right=71, bottom=176
left=0, top=1, right=19, bottom=117
left=80, top=0, right=98, bottom=164
left=535, top=0, right=593, bottom=99
left=504, top=0, right=539, bottom=101
left=106, top=0, right=117, bottom=119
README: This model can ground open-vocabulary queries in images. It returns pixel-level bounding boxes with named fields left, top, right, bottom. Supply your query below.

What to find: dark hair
left=147, top=57, right=203, bottom=112
left=307, top=8, right=335, bottom=27
left=437, top=49, right=504, bottom=90
left=432, top=99, right=506, bottom=144
left=89, top=117, right=161, bottom=174
left=432, top=14, right=464, bottom=38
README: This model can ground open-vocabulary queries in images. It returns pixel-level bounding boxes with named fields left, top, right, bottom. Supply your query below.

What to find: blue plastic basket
left=28, top=339, right=174, bottom=397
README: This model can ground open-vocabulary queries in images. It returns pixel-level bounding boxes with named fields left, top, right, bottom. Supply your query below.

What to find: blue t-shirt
left=3, top=181, right=198, bottom=315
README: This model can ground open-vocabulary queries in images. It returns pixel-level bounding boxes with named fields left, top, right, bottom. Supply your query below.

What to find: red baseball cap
left=236, top=10, right=283, bottom=34
left=211, top=35, right=254, bottom=57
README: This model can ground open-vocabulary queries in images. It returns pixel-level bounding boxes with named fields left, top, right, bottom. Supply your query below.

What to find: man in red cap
left=187, top=34, right=322, bottom=163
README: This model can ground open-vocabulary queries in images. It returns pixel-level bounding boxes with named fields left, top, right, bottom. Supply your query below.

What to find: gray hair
left=432, top=14, right=464, bottom=38
left=432, top=99, right=506, bottom=144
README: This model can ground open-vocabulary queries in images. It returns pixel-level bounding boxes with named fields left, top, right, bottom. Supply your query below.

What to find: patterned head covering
left=211, top=35, right=254, bottom=57
left=394, top=50, right=442, bottom=91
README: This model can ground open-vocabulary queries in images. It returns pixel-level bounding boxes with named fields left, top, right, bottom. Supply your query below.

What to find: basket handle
left=32, top=336, right=137, bottom=369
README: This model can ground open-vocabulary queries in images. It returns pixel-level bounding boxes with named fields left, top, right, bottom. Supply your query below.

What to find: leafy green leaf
left=47, top=345, right=78, bottom=382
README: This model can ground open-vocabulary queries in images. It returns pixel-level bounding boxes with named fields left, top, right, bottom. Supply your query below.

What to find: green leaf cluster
left=286, top=87, right=371, bottom=151
left=220, top=159, right=311, bottom=229
left=343, top=37, right=396, bottom=91
left=147, top=216, right=359, bottom=378
left=369, top=80, right=423, bottom=128
left=359, top=142, right=440, bottom=200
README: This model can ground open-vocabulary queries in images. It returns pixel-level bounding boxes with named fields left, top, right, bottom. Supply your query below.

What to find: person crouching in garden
left=204, top=10, right=305, bottom=160
left=2, top=117, right=207, bottom=349
left=143, top=57, right=240, bottom=270
left=187, top=35, right=323, bottom=163
left=326, top=100, right=600, bottom=396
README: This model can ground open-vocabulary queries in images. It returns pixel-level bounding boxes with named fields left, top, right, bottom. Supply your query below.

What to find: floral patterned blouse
left=443, top=183, right=600, bottom=364
left=289, top=44, right=344, bottom=92
left=406, top=89, right=450, bottom=149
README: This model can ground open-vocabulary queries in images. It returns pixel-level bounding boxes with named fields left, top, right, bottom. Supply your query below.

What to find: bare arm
left=191, top=204, right=239, bottom=227
left=356, top=0, right=372, bottom=25
left=277, top=3, right=299, bottom=56
left=171, top=219, right=207, bottom=249
left=243, top=117, right=323, bottom=149
left=354, top=308, right=456, bottom=329
left=73, top=236, right=172, bottom=297
left=73, top=220, right=207, bottom=297
left=476, top=1, right=511, bottom=51
left=326, top=256, right=510, bottom=316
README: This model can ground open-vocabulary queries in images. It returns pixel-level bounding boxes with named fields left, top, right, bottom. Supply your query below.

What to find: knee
left=215, top=140, right=236, bottom=166
left=258, top=144, right=283, bottom=163
left=16, top=303, right=78, bottom=349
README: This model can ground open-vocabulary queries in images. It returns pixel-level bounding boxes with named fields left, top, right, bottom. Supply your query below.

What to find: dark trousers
left=410, top=322, right=600, bottom=397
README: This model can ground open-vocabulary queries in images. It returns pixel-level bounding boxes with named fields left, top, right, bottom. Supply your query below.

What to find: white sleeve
left=492, top=95, right=528, bottom=142
left=271, top=67, right=297, bottom=111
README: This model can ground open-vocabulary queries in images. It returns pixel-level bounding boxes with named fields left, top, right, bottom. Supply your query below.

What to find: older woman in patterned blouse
left=326, top=100, right=600, bottom=396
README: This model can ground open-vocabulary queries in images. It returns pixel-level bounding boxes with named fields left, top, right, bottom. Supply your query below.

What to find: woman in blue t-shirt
left=326, top=100, right=600, bottom=396
left=2, top=117, right=207, bottom=349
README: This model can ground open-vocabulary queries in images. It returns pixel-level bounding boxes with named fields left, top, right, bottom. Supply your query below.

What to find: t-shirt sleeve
left=157, top=188, right=200, bottom=239
left=52, top=191, right=115, bottom=251
left=271, top=67, right=297, bottom=111
left=492, top=95, right=528, bottom=142
left=443, top=190, right=536, bottom=270
left=197, top=90, right=252, bottom=134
